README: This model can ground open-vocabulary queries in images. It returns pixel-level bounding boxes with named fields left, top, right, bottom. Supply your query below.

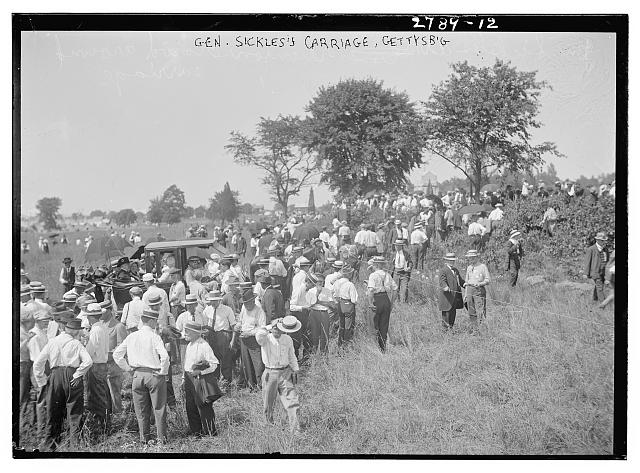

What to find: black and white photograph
left=11, top=12, right=627, bottom=458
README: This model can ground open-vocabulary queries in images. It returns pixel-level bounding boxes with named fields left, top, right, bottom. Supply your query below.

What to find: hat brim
left=443, top=257, right=457, bottom=262
left=276, top=320, right=302, bottom=333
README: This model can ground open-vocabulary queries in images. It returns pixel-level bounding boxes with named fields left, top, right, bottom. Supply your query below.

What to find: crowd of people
left=18, top=177, right=616, bottom=451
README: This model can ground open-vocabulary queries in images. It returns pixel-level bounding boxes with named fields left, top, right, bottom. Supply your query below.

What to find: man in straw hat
left=464, top=249, right=491, bottom=326
left=439, top=253, right=465, bottom=330
left=113, top=308, right=170, bottom=444
left=101, top=300, right=127, bottom=415
left=234, top=289, right=266, bottom=389
left=59, top=257, right=76, bottom=293
left=261, top=276, right=286, bottom=325
left=367, top=256, right=397, bottom=351
left=583, top=231, right=610, bottom=303
left=121, top=286, right=145, bottom=333
left=391, top=239, right=413, bottom=303
left=142, top=273, right=171, bottom=326
left=409, top=222, right=427, bottom=271
left=306, top=273, right=334, bottom=354
left=255, top=315, right=301, bottom=433
left=181, top=322, right=220, bottom=437
left=506, top=229, right=524, bottom=287
left=19, top=308, right=36, bottom=432
left=289, top=259, right=314, bottom=362
left=84, top=302, right=111, bottom=431
left=204, top=290, right=237, bottom=383
left=33, top=317, right=93, bottom=451
left=28, top=309, right=53, bottom=437
left=331, top=266, right=358, bottom=346
left=176, top=294, right=207, bottom=360
left=324, top=260, right=345, bottom=290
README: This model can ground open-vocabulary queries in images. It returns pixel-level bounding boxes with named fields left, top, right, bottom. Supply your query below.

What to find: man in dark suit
left=59, top=257, right=76, bottom=293
left=506, top=230, right=524, bottom=287
left=583, top=231, right=610, bottom=302
left=438, top=253, right=465, bottom=330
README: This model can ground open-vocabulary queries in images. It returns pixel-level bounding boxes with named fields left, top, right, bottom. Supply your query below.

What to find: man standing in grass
left=255, top=316, right=301, bottom=433
left=439, top=253, right=465, bottom=330
left=506, top=230, right=524, bottom=287
left=583, top=231, right=610, bottom=304
left=463, top=249, right=491, bottom=327
left=367, top=257, right=397, bottom=351
left=113, top=308, right=169, bottom=444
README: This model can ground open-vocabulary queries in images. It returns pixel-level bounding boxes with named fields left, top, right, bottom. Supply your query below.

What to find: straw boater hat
left=275, top=315, right=302, bottom=333
left=369, top=256, right=387, bottom=267
left=443, top=252, right=457, bottom=262
left=414, top=222, right=423, bottom=229
left=326, top=256, right=336, bottom=265
left=30, top=281, right=46, bottom=294
left=63, top=292, right=78, bottom=303
left=20, top=285, right=31, bottom=297
left=296, top=257, right=312, bottom=267
left=100, top=299, right=113, bottom=310
left=205, top=290, right=223, bottom=302
left=306, top=272, right=319, bottom=284
left=257, top=258, right=270, bottom=266
left=129, top=286, right=143, bottom=296
left=331, top=260, right=344, bottom=269
left=465, top=249, right=479, bottom=258
left=142, top=273, right=155, bottom=282
left=141, top=308, right=159, bottom=320
left=210, top=253, right=221, bottom=261
left=147, top=294, right=162, bottom=306
left=495, top=202, right=504, bottom=208
left=255, top=269, right=269, bottom=281
left=184, top=322, right=208, bottom=335
left=509, top=230, right=521, bottom=239
left=184, top=294, right=198, bottom=306
left=241, top=289, right=256, bottom=304
left=341, top=266, right=354, bottom=277
left=594, top=232, right=608, bottom=241
left=85, top=303, right=106, bottom=317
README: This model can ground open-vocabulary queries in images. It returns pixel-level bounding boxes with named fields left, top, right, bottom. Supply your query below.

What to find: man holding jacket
left=439, top=253, right=465, bottom=330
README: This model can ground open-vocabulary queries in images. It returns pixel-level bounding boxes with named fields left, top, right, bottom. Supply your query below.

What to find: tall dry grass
left=17, top=223, right=614, bottom=454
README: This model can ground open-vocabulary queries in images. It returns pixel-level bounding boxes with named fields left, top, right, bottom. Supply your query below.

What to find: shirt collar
left=596, top=242, right=603, bottom=251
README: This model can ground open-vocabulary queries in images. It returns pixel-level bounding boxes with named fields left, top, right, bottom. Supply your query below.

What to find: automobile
left=144, top=238, right=230, bottom=294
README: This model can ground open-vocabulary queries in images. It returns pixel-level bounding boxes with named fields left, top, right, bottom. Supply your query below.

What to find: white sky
left=20, top=30, right=616, bottom=215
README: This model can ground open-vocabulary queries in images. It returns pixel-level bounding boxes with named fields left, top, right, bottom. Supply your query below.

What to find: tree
left=147, top=184, right=187, bottom=224
left=182, top=206, right=195, bottom=219
left=89, top=209, right=106, bottom=218
left=208, top=182, right=240, bottom=225
left=36, top=197, right=62, bottom=230
left=135, top=211, right=146, bottom=222
left=305, top=78, right=426, bottom=197
left=423, top=59, right=563, bottom=198
left=147, top=197, right=164, bottom=224
left=107, top=210, right=118, bottom=222
left=308, top=187, right=316, bottom=213
left=194, top=205, right=207, bottom=219
left=70, top=212, right=84, bottom=221
left=115, top=208, right=137, bottom=227
left=226, top=115, right=319, bottom=218
left=240, top=203, right=254, bottom=215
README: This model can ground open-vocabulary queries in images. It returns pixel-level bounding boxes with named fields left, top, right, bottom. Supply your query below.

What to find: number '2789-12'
left=411, top=16, right=498, bottom=31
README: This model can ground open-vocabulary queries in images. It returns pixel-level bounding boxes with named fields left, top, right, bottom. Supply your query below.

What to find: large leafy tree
left=208, top=182, right=240, bottom=225
left=36, top=197, right=62, bottom=230
left=147, top=184, right=187, bottom=224
left=226, top=115, right=319, bottom=218
left=114, top=208, right=137, bottom=227
left=423, top=59, right=563, bottom=197
left=305, top=78, right=425, bottom=197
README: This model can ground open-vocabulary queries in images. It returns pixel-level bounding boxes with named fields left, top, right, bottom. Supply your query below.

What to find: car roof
left=145, top=239, right=220, bottom=251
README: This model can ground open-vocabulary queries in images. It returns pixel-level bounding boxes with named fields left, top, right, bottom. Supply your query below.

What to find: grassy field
left=17, top=223, right=615, bottom=455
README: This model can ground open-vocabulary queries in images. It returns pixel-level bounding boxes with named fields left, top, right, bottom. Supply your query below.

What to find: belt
left=374, top=292, right=389, bottom=296
left=265, top=366, right=287, bottom=370
left=366, top=246, right=377, bottom=249
left=50, top=365, right=77, bottom=370
left=132, top=367, right=159, bottom=373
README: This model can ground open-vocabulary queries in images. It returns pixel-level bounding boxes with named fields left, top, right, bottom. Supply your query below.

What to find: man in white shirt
left=324, top=260, right=345, bottom=290
left=121, top=286, right=145, bottom=332
left=391, top=239, right=412, bottom=303
left=409, top=222, right=427, bottom=271
left=175, top=294, right=207, bottom=363
left=488, top=203, right=504, bottom=222
left=467, top=215, right=487, bottom=250
left=319, top=226, right=330, bottom=245
left=33, top=318, right=92, bottom=451
left=338, top=221, right=351, bottom=246
left=332, top=267, right=359, bottom=346
left=305, top=273, right=334, bottom=354
left=235, top=290, right=267, bottom=389
left=113, top=308, right=170, bottom=444
left=168, top=268, right=186, bottom=317
left=29, top=310, right=52, bottom=436
left=181, top=322, right=219, bottom=437
left=203, top=291, right=237, bottom=382
left=84, top=303, right=111, bottom=427
left=255, top=316, right=301, bottom=433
